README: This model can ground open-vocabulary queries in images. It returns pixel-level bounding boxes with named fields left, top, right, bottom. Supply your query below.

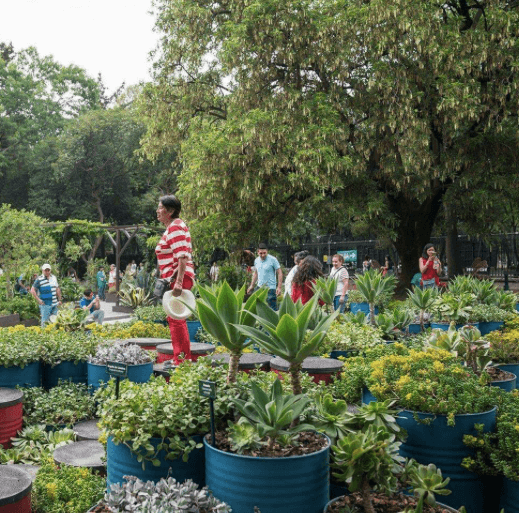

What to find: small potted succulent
left=87, top=341, right=154, bottom=391
left=471, top=304, right=514, bottom=336
left=352, top=270, right=396, bottom=322
left=407, top=286, right=439, bottom=332
left=430, top=292, right=474, bottom=330
left=485, top=328, right=519, bottom=382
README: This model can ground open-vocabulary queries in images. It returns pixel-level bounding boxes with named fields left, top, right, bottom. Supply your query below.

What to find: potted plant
left=134, top=305, right=167, bottom=325
left=430, top=292, right=474, bottom=330
left=319, top=319, right=385, bottom=359
left=328, top=424, right=456, bottom=513
left=471, top=304, right=513, bottom=336
left=233, top=294, right=339, bottom=394
left=194, top=281, right=268, bottom=383
left=87, top=341, right=154, bottom=391
left=426, top=324, right=516, bottom=391
left=0, top=326, right=42, bottom=387
left=97, top=359, right=235, bottom=488
left=39, top=331, right=99, bottom=389
left=353, top=270, right=396, bottom=323
left=486, top=328, right=519, bottom=383
left=408, top=286, right=439, bottom=332
left=364, top=348, right=500, bottom=512
left=204, top=378, right=331, bottom=513
left=91, top=475, right=231, bottom=512
left=312, top=276, right=338, bottom=313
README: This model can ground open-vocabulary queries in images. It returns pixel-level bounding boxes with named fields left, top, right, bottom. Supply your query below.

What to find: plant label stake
left=107, top=361, right=128, bottom=399
left=199, top=380, right=216, bottom=446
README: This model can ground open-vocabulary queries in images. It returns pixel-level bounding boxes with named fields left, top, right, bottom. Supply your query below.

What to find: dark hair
left=159, top=195, right=181, bottom=219
left=364, top=255, right=370, bottom=260
left=332, top=254, right=344, bottom=264
left=422, top=243, right=435, bottom=259
left=294, top=250, right=309, bottom=264
left=258, top=243, right=268, bottom=250
left=293, top=255, right=323, bottom=286
left=84, top=288, right=92, bottom=297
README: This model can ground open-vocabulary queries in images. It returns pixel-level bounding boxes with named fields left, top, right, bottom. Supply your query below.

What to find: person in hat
left=30, top=264, right=62, bottom=327
left=156, top=194, right=195, bottom=364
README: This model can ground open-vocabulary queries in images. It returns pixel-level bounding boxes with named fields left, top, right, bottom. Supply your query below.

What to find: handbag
left=153, top=278, right=171, bottom=299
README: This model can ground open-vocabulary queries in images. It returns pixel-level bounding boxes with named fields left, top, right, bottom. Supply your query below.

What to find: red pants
left=166, top=275, right=194, bottom=365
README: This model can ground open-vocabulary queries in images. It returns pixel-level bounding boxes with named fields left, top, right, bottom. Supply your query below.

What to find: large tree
left=139, top=0, right=519, bottom=285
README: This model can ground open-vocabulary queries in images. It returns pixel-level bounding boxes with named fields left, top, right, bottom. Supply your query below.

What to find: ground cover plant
left=87, top=319, right=170, bottom=339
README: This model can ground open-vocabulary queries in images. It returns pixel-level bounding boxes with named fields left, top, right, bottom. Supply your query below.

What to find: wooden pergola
left=45, top=222, right=163, bottom=306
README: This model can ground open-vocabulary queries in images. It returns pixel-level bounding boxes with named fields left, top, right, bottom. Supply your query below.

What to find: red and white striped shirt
left=155, top=218, right=195, bottom=281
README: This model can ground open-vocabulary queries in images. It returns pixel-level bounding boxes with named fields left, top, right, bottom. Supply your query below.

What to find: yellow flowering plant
left=485, top=329, right=519, bottom=364
left=366, top=349, right=499, bottom=425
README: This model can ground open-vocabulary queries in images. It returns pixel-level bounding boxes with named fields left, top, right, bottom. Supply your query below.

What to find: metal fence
left=266, top=233, right=519, bottom=278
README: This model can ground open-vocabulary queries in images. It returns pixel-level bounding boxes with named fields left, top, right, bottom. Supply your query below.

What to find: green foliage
left=230, top=379, right=314, bottom=451
left=354, top=270, right=397, bottom=324
left=0, top=205, right=56, bottom=298
left=118, top=283, right=152, bottom=308
left=0, top=425, right=76, bottom=465
left=407, top=287, right=439, bottom=330
left=0, top=326, right=43, bottom=367
left=312, top=276, right=337, bottom=309
left=217, top=264, right=251, bottom=290
left=195, top=281, right=268, bottom=382
left=0, top=294, right=39, bottom=319
left=104, top=475, right=231, bottom=512
left=20, top=382, right=97, bottom=428
left=39, top=330, right=99, bottom=365
left=318, top=320, right=384, bottom=355
left=59, top=277, right=82, bottom=303
left=31, top=459, right=105, bottom=513
left=233, top=294, right=339, bottom=394
left=471, top=304, right=515, bottom=323
left=485, top=329, right=519, bottom=364
left=52, top=306, right=89, bottom=331
left=134, top=305, right=167, bottom=322
left=97, top=360, right=236, bottom=466
left=431, top=291, right=474, bottom=324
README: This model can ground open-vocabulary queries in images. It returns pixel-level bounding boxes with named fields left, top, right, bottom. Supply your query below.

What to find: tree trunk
left=445, top=204, right=462, bottom=279
left=289, top=362, right=303, bottom=395
left=228, top=352, right=240, bottom=383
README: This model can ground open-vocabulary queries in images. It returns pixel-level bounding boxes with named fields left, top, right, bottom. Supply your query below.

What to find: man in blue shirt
left=30, top=264, right=62, bottom=327
left=247, top=243, right=282, bottom=310
left=80, top=289, right=105, bottom=324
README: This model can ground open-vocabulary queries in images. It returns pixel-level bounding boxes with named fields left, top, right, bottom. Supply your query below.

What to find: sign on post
left=106, top=361, right=128, bottom=378
left=338, top=250, right=357, bottom=263
left=199, top=380, right=216, bottom=399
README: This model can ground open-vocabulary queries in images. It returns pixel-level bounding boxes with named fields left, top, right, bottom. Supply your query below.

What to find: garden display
left=0, top=276, right=517, bottom=513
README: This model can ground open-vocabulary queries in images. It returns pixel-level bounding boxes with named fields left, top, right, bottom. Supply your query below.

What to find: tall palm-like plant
left=312, top=277, right=337, bottom=312
left=233, top=294, right=339, bottom=395
left=407, top=286, right=439, bottom=331
left=194, top=281, right=268, bottom=383
left=354, top=270, right=396, bottom=325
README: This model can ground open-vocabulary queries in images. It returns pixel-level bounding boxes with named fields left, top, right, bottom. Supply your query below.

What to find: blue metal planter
left=0, top=361, right=41, bottom=388
left=87, top=362, right=153, bottom=392
left=498, top=363, right=519, bottom=384
left=490, top=372, right=516, bottom=392
left=330, top=350, right=358, bottom=359
left=42, top=360, right=87, bottom=389
left=350, top=302, right=378, bottom=315
left=479, top=321, right=504, bottom=336
left=500, top=477, right=519, bottom=513
left=397, top=408, right=497, bottom=513
left=106, top=435, right=205, bottom=489
left=204, top=435, right=330, bottom=513
left=407, top=323, right=424, bottom=334
left=187, top=320, right=202, bottom=342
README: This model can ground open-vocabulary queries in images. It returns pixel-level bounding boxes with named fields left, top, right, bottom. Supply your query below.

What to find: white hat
left=162, top=289, right=196, bottom=320
left=42, top=263, right=51, bottom=270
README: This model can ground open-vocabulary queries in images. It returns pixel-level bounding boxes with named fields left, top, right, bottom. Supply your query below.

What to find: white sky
left=1, top=0, right=160, bottom=93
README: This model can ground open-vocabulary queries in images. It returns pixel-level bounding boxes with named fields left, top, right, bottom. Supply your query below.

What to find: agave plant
left=354, top=270, right=396, bottom=325
left=194, top=281, right=268, bottom=383
left=407, top=286, right=438, bottom=331
left=118, top=284, right=152, bottom=308
left=312, top=276, right=337, bottom=312
left=233, top=294, right=338, bottom=394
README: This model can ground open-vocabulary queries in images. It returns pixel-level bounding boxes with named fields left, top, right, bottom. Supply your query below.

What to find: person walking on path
left=96, top=266, right=107, bottom=300
left=247, top=243, right=282, bottom=310
left=156, top=194, right=195, bottom=365
left=30, top=263, right=62, bottom=327
left=330, top=254, right=349, bottom=313
left=284, top=250, right=309, bottom=297
left=80, top=288, right=105, bottom=324
left=291, top=255, right=325, bottom=306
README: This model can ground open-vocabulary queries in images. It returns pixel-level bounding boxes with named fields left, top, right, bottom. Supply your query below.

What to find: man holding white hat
left=30, top=264, right=62, bottom=327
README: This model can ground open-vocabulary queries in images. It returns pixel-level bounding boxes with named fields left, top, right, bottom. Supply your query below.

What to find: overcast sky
left=1, top=0, right=160, bottom=93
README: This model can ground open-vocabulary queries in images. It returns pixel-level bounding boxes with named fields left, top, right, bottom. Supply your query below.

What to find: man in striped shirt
left=30, top=263, right=62, bottom=327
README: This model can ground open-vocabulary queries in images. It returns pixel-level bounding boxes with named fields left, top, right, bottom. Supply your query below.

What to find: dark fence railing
left=266, top=233, right=519, bottom=279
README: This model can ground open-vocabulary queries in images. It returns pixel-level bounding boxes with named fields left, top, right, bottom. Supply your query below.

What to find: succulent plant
left=88, top=341, right=153, bottom=365
left=104, top=476, right=231, bottom=512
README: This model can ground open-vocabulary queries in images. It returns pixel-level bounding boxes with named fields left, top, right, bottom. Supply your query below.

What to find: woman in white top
left=284, top=250, right=309, bottom=297
left=330, top=254, right=349, bottom=313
